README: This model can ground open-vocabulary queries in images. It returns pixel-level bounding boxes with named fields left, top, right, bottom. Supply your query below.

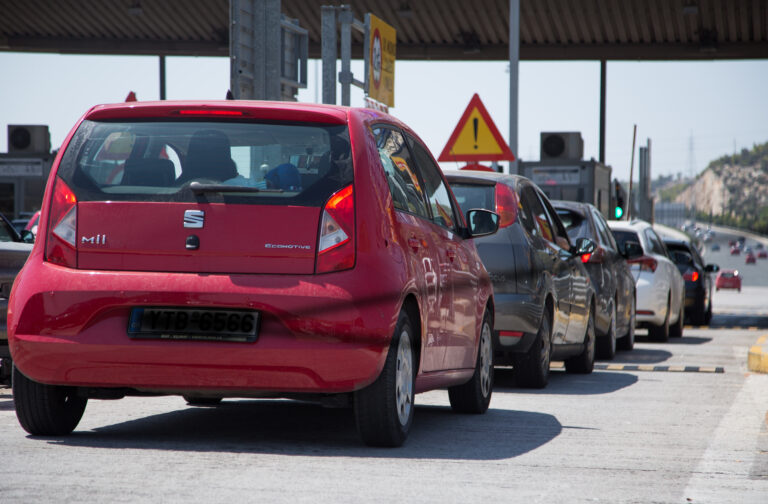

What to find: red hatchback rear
left=8, top=101, right=498, bottom=446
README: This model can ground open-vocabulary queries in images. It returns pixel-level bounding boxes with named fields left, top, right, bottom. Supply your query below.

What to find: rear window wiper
left=188, top=182, right=284, bottom=194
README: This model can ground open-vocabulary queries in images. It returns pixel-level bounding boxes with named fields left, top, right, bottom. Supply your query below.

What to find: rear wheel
left=565, top=304, right=596, bottom=374
left=669, top=296, right=685, bottom=338
left=596, top=300, right=617, bottom=360
left=514, top=305, right=552, bottom=389
left=704, top=299, right=713, bottom=325
left=12, top=365, right=87, bottom=436
left=618, top=295, right=636, bottom=351
left=648, top=295, right=671, bottom=342
left=449, top=309, right=493, bottom=414
left=354, top=310, right=415, bottom=447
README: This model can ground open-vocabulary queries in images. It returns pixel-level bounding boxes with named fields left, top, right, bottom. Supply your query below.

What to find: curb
left=747, top=335, right=768, bottom=373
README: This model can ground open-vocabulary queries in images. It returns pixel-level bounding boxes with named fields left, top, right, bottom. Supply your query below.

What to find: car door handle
left=408, top=237, right=421, bottom=252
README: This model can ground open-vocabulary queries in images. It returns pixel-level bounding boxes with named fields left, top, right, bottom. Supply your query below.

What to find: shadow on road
left=708, top=313, right=768, bottom=329
left=44, top=400, right=561, bottom=460
left=603, top=346, right=673, bottom=364
left=494, top=369, right=638, bottom=394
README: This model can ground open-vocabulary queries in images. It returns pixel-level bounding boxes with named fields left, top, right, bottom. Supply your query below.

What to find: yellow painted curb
left=747, top=335, right=768, bottom=373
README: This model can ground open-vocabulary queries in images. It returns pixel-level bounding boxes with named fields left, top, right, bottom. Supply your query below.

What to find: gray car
left=447, top=171, right=597, bottom=389
left=0, top=213, right=34, bottom=385
left=553, top=200, right=639, bottom=357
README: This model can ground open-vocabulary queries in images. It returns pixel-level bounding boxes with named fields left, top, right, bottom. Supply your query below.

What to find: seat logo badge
left=184, top=210, right=204, bottom=229
left=81, top=234, right=106, bottom=245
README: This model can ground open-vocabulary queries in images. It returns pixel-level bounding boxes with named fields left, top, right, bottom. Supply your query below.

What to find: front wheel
left=514, top=305, right=552, bottom=389
left=669, top=296, right=685, bottom=338
left=449, top=309, right=493, bottom=414
left=648, top=295, right=671, bottom=342
left=354, top=310, right=415, bottom=447
left=596, top=301, right=617, bottom=360
left=12, top=365, right=87, bottom=436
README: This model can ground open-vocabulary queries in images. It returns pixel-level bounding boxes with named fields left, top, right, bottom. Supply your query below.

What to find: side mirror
left=466, top=209, right=499, bottom=238
left=20, top=229, right=35, bottom=243
left=705, top=263, right=719, bottom=273
left=622, top=241, right=643, bottom=260
left=571, top=237, right=596, bottom=256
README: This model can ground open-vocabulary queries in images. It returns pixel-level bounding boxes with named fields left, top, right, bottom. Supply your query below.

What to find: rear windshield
left=57, top=120, right=353, bottom=206
left=556, top=209, right=589, bottom=240
left=449, top=184, right=494, bottom=213
left=611, top=229, right=640, bottom=254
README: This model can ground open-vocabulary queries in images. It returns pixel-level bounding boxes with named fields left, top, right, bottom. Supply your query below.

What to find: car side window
left=538, top=192, right=572, bottom=250
left=592, top=210, right=617, bottom=250
left=372, top=126, right=429, bottom=219
left=520, top=186, right=553, bottom=242
left=407, top=135, right=458, bottom=231
left=645, top=229, right=667, bottom=256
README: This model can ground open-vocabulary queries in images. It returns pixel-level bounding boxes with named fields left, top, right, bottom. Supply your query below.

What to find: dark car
left=8, top=101, right=500, bottom=447
left=446, top=171, right=597, bottom=389
left=663, top=238, right=718, bottom=325
left=0, top=212, right=34, bottom=385
left=553, top=201, right=639, bottom=358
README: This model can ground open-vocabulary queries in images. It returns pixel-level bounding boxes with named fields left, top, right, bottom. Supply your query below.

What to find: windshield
left=57, top=120, right=353, bottom=207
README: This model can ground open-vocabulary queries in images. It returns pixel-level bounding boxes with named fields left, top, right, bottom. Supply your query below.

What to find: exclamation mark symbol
left=473, top=118, right=478, bottom=149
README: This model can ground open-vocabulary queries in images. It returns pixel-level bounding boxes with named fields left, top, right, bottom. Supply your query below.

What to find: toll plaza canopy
left=1, top=0, right=766, bottom=60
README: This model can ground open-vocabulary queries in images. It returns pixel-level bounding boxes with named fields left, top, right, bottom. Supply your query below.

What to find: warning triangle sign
left=438, top=94, right=515, bottom=163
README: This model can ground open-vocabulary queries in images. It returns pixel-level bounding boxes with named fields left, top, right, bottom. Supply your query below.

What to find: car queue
left=5, top=100, right=710, bottom=447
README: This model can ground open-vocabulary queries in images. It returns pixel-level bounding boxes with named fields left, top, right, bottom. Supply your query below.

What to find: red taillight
left=683, top=271, right=699, bottom=282
left=495, top=183, right=518, bottom=228
left=628, top=255, right=657, bottom=273
left=316, top=184, right=355, bottom=274
left=45, top=177, right=78, bottom=268
left=582, top=246, right=605, bottom=264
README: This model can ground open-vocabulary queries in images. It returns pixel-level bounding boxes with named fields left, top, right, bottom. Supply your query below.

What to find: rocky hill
left=668, top=141, right=768, bottom=232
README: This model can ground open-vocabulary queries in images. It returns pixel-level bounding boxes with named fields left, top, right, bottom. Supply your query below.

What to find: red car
left=758, top=250, right=767, bottom=259
left=730, top=246, right=741, bottom=255
left=715, top=269, right=742, bottom=292
left=8, top=101, right=500, bottom=447
left=746, top=252, right=757, bottom=264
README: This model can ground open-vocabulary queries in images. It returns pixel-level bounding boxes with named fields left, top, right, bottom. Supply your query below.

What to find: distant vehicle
left=756, top=243, right=764, bottom=250
left=758, top=250, right=767, bottom=259
left=716, top=269, right=741, bottom=292
left=731, top=246, right=741, bottom=255
left=711, top=243, right=721, bottom=252
left=744, top=246, right=753, bottom=254
left=746, top=252, right=757, bottom=264
left=553, top=200, right=639, bottom=357
left=728, top=240, right=737, bottom=247
left=609, top=220, right=685, bottom=342
left=663, top=237, right=718, bottom=326
left=0, top=212, right=34, bottom=385
left=447, top=170, right=599, bottom=389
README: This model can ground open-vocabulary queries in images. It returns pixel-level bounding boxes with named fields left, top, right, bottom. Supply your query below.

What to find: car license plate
left=128, top=307, right=259, bottom=342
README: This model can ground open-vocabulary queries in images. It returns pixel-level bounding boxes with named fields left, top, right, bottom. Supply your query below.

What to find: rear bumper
left=635, top=273, right=667, bottom=326
left=9, top=261, right=398, bottom=394
left=491, top=292, right=542, bottom=358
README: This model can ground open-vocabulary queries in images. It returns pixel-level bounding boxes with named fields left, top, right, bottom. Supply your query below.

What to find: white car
left=608, top=220, right=685, bottom=341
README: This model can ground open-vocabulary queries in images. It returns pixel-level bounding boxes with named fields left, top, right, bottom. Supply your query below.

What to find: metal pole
left=339, top=6, right=352, bottom=106
left=508, top=0, right=520, bottom=174
left=159, top=55, right=166, bottom=100
left=599, top=60, right=606, bottom=163
left=321, top=6, right=337, bottom=104
left=627, top=124, right=637, bottom=221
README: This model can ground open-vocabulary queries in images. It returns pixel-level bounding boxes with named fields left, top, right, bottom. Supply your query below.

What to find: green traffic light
left=614, top=206, right=624, bottom=219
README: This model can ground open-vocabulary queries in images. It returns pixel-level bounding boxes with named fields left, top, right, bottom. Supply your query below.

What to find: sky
left=1, top=52, right=767, bottom=182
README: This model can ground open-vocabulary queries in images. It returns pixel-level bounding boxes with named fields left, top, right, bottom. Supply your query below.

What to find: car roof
left=443, top=170, right=531, bottom=189
left=606, top=219, right=651, bottom=231
left=551, top=199, right=593, bottom=217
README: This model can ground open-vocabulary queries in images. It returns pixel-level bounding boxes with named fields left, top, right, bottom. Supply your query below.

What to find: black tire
left=565, top=304, right=596, bottom=374
left=648, top=295, right=671, bottom=342
left=596, top=300, right=617, bottom=360
left=691, top=295, right=706, bottom=326
left=183, top=396, right=223, bottom=406
left=670, top=296, right=684, bottom=338
left=449, top=309, right=493, bottom=414
left=514, top=305, right=552, bottom=389
left=618, top=294, right=636, bottom=351
left=704, top=299, right=713, bottom=325
left=354, top=310, right=415, bottom=447
left=12, top=365, right=87, bottom=436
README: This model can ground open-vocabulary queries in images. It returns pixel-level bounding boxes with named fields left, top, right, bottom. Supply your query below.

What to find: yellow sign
left=438, top=94, right=515, bottom=162
left=366, top=14, right=396, bottom=108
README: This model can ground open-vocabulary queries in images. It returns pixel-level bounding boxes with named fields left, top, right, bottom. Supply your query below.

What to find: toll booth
left=519, top=132, right=613, bottom=218
left=0, top=125, right=53, bottom=219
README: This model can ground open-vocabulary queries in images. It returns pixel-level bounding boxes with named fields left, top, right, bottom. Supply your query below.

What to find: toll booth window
left=373, top=126, right=429, bottom=219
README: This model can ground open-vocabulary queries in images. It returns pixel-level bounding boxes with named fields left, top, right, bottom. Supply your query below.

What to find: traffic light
left=614, top=181, right=626, bottom=219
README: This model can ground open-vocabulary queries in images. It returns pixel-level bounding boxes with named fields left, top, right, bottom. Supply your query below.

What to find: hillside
left=673, top=141, right=768, bottom=231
